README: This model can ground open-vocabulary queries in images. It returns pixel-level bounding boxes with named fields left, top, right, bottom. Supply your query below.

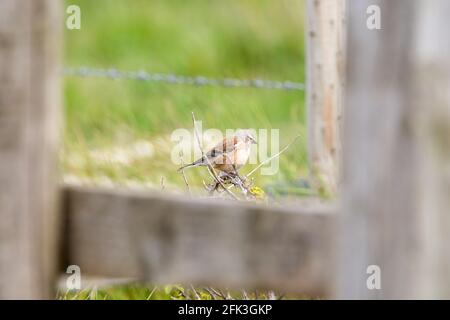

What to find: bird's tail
left=177, top=158, right=206, bottom=172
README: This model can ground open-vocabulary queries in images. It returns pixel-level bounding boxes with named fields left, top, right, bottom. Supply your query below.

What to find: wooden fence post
left=0, top=1, right=61, bottom=299
left=306, top=0, right=346, bottom=195
left=338, top=0, right=450, bottom=299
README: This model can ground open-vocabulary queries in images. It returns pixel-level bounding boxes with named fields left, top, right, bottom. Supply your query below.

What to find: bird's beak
left=252, top=139, right=257, bottom=145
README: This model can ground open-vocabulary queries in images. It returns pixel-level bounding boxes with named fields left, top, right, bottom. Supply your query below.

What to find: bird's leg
left=227, top=162, right=247, bottom=187
left=222, top=154, right=245, bottom=186
left=231, top=167, right=250, bottom=193
left=224, top=169, right=248, bottom=195
left=207, top=172, right=230, bottom=195
left=217, top=171, right=232, bottom=186
left=222, top=171, right=238, bottom=184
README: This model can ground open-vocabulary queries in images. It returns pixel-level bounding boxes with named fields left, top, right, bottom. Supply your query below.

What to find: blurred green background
left=63, top=0, right=307, bottom=192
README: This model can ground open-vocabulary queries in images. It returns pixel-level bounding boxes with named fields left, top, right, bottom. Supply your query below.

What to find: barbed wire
left=63, top=67, right=305, bottom=91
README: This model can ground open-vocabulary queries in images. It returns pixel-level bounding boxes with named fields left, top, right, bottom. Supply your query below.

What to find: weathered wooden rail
left=1, top=0, right=450, bottom=299
left=63, top=186, right=335, bottom=296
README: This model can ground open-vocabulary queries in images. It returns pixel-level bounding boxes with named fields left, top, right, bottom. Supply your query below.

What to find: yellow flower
left=249, top=186, right=266, bottom=200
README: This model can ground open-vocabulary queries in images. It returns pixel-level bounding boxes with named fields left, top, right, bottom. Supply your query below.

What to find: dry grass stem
left=245, top=134, right=302, bottom=179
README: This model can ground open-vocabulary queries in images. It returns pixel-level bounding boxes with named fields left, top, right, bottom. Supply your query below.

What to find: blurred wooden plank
left=0, top=0, right=61, bottom=299
left=338, top=0, right=450, bottom=299
left=306, top=0, right=346, bottom=195
left=63, top=185, right=336, bottom=296
left=339, top=0, right=420, bottom=300
left=411, top=0, right=450, bottom=298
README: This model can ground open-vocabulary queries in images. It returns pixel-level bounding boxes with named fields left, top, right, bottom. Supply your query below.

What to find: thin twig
left=245, top=134, right=302, bottom=178
left=210, top=287, right=227, bottom=300
left=267, top=290, right=277, bottom=300
left=146, top=286, right=157, bottom=300
left=178, top=289, right=190, bottom=300
left=89, top=286, right=98, bottom=300
left=160, top=176, right=165, bottom=190
left=203, top=287, right=218, bottom=300
left=190, top=285, right=201, bottom=300
left=218, top=288, right=233, bottom=300
left=222, top=154, right=250, bottom=196
left=277, top=293, right=285, bottom=300
left=191, top=112, right=239, bottom=200
left=70, top=287, right=87, bottom=300
left=178, top=152, right=191, bottom=195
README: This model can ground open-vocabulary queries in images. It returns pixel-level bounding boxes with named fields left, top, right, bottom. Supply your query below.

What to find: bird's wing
left=189, top=136, right=240, bottom=166
left=206, top=136, right=238, bottom=158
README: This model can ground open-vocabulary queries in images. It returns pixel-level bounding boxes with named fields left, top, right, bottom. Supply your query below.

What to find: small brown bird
left=178, top=130, right=257, bottom=175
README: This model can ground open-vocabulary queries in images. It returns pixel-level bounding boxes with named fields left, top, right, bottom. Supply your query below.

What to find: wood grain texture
left=0, top=0, right=61, bottom=298
left=338, top=0, right=450, bottom=299
left=306, top=0, right=346, bottom=195
left=63, top=185, right=336, bottom=296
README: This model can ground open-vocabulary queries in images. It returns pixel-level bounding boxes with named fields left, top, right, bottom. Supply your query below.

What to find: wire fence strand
left=63, top=67, right=305, bottom=91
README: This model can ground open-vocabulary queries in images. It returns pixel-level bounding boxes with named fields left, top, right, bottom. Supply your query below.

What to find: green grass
left=63, top=0, right=307, bottom=190
left=62, top=0, right=308, bottom=299
left=58, top=284, right=294, bottom=300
